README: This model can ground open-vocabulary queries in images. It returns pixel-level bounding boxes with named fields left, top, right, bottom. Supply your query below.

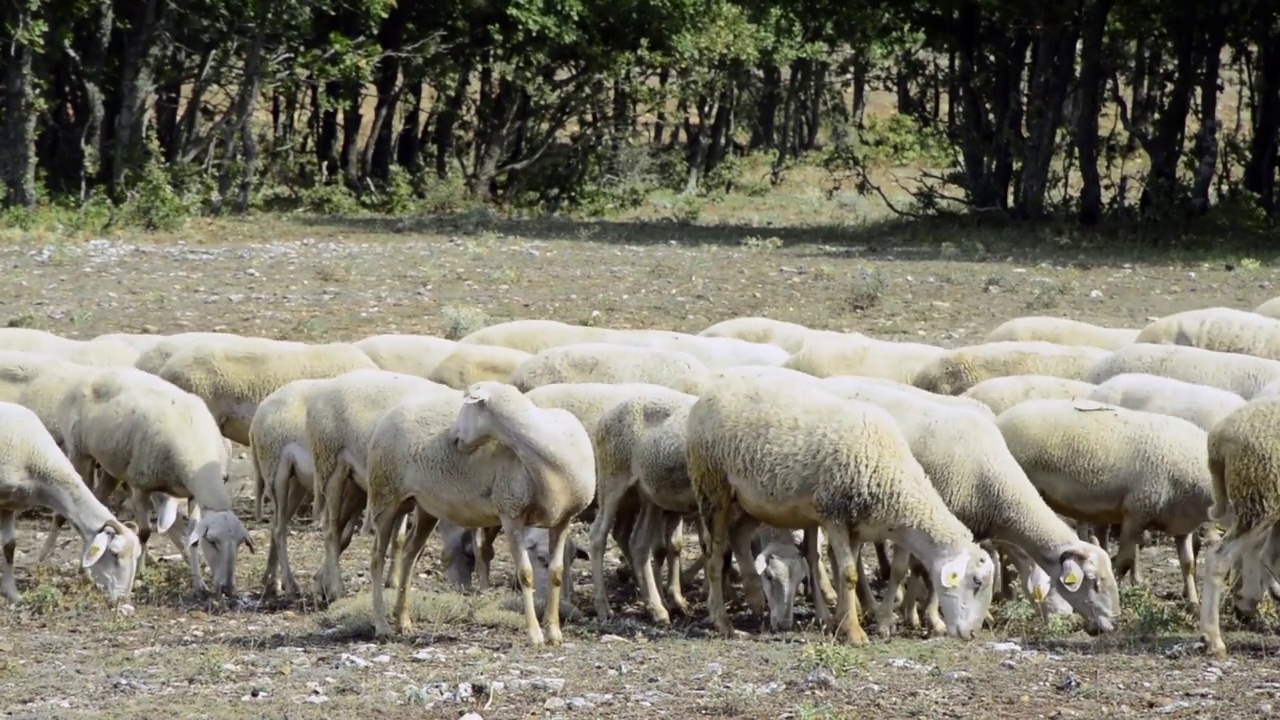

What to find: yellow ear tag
left=1031, top=584, right=1047, bottom=602
left=948, top=572, right=961, bottom=587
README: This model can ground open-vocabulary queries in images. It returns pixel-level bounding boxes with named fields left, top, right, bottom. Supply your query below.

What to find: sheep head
left=186, top=509, right=254, bottom=597
left=82, top=518, right=142, bottom=606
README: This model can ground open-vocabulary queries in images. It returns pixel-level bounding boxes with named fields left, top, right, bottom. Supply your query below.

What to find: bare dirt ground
left=3, top=204, right=1280, bottom=719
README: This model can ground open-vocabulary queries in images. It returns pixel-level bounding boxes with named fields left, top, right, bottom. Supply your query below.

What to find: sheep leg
left=587, top=482, right=630, bottom=620
left=659, top=512, right=690, bottom=615
left=699, top=500, right=736, bottom=637
left=543, top=520, right=573, bottom=645
left=901, top=569, right=924, bottom=629
left=164, top=502, right=209, bottom=599
left=920, top=578, right=947, bottom=636
left=630, top=502, right=671, bottom=625
left=854, top=551, right=877, bottom=621
left=729, top=515, right=767, bottom=620
left=475, top=526, right=500, bottom=590
left=393, top=508, right=438, bottom=632
left=1111, top=519, right=1143, bottom=585
left=369, top=500, right=411, bottom=638
left=805, top=530, right=837, bottom=608
left=875, top=545, right=912, bottom=637
left=317, top=482, right=365, bottom=601
left=1199, top=526, right=1254, bottom=659
left=874, top=541, right=892, bottom=583
left=0, top=511, right=17, bottom=603
left=1174, top=533, right=1199, bottom=606
left=823, top=525, right=868, bottom=645
left=502, top=520, right=546, bottom=645
left=265, top=476, right=310, bottom=597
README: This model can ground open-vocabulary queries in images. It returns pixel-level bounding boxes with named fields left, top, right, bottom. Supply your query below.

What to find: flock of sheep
left=7, top=301, right=1280, bottom=659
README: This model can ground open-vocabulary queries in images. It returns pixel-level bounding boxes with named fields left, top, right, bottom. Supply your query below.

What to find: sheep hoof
left=526, top=628, right=547, bottom=645
left=593, top=603, right=611, bottom=621
left=668, top=597, right=690, bottom=616
left=650, top=609, right=671, bottom=626
left=545, top=627, right=563, bottom=646
left=1201, top=635, right=1228, bottom=659
left=841, top=627, right=870, bottom=646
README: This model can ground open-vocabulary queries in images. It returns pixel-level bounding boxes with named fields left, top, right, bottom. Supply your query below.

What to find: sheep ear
left=1060, top=558, right=1084, bottom=592
left=154, top=494, right=179, bottom=533
left=82, top=530, right=112, bottom=568
left=462, top=384, right=491, bottom=404
left=753, top=553, right=768, bottom=578
left=938, top=555, right=967, bottom=590
left=1026, top=569, right=1050, bottom=603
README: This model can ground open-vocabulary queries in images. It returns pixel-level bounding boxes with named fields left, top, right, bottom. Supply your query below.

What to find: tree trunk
left=216, top=8, right=268, bottom=214
left=753, top=64, right=782, bottom=148
left=433, top=58, right=472, bottom=179
left=1, top=2, right=39, bottom=207
left=110, top=0, right=166, bottom=190
left=1137, top=9, right=1200, bottom=219
left=1016, top=20, right=1080, bottom=219
left=1189, top=8, right=1226, bottom=215
left=1075, top=0, right=1113, bottom=225
left=1244, top=0, right=1280, bottom=213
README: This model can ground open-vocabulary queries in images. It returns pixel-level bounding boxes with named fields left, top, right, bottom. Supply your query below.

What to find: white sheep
left=364, top=381, right=596, bottom=644
left=1252, top=297, right=1280, bottom=319
left=828, top=375, right=997, bottom=417
left=698, top=317, right=839, bottom=353
left=92, top=332, right=167, bottom=354
left=912, top=341, right=1109, bottom=395
left=783, top=337, right=949, bottom=384
left=57, top=367, right=252, bottom=597
left=605, top=332, right=790, bottom=369
left=0, top=401, right=142, bottom=605
left=0, top=328, right=139, bottom=367
left=251, top=378, right=328, bottom=596
left=985, top=316, right=1140, bottom=350
left=817, top=377, right=1120, bottom=636
left=133, top=332, right=266, bottom=374
left=960, top=374, right=1097, bottom=415
left=1199, top=397, right=1280, bottom=657
left=436, top=521, right=590, bottom=611
left=1088, top=373, right=1246, bottom=431
left=995, top=399, right=1215, bottom=604
left=511, top=343, right=708, bottom=394
left=354, top=334, right=458, bottom=378
left=1135, top=307, right=1280, bottom=360
left=458, top=319, right=617, bottom=353
left=687, top=375, right=996, bottom=643
left=1084, top=343, right=1280, bottom=399
left=305, top=369, right=460, bottom=602
left=426, top=344, right=532, bottom=390
left=157, top=338, right=379, bottom=446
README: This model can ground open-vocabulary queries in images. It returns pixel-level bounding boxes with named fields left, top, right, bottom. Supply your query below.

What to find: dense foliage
left=0, top=0, right=1277, bottom=229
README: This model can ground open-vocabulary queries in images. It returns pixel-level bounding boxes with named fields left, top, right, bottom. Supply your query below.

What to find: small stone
left=987, top=641, right=1022, bottom=653
left=338, top=654, right=368, bottom=668
left=533, top=677, right=566, bottom=693
left=943, top=671, right=972, bottom=682
left=805, top=667, right=837, bottom=689
left=599, top=634, right=627, bottom=643
left=1000, top=659, right=1017, bottom=670
left=543, top=697, right=567, bottom=711
left=1089, top=289, right=1104, bottom=299
left=705, top=662, right=724, bottom=677
left=371, top=655, right=391, bottom=664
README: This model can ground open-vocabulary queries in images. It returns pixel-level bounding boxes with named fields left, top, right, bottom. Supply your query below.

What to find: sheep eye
left=973, top=575, right=984, bottom=589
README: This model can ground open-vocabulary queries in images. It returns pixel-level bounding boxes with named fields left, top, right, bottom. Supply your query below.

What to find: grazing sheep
left=0, top=402, right=142, bottom=605
left=1135, top=307, right=1280, bottom=360
left=995, top=399, right=1214, bottom=604
left=960, top=375, right=1097, bottom=415
left=157, top=338, right=378, bottom=446
left=604, top=332, right=790, bottom=370
left=783, top=337, right=949, bottom=384
left=1252, top=297, right=1280, bottom=319
left=985, top=316, right=1140, bottom=350
left=824, top=376, right=997, bottom=417
left=687, top=376, right=995, bottom=643
left=364, top=381, right=596, bottom=644
left=819, top=377, right=1120, bottom=636
left=750, top=525, right=812, bottom=631
left=92, top=332, right=167, bottom=354
left=458, top=319, right=616, bottom=353
left=1088, top=373, right=1246, bottom=431
left=1084, top=343, right=1280, bottom=399
left=511, top=343, right=708, bottom=394
left=427, top=344, right=532, bottom=390
left=57, top=367, right=252, bottom=597
left=251, top=378, right=327, bottom=596
left=354, top=334, right=458, bottom=378
left=132, top=332, right=264, bottom=374
left=698, top=317, right=841, bottom=353
left=305, top=369, right=460, bottom=602
left=437, top=521, right=590, bottom=609
left=912, top=341, right=1109, bottom=395
left=0, top=328, right=138, bottom=367
left=1199, top=397, right=1280, bottom=657
left=0, top=350, right=97, bottom=444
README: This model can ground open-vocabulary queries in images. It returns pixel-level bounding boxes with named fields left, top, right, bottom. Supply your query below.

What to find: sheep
left=1199, top=397, right=1280, bottom=657
left=251, top=378, right=327, bottom=596
left=458, top=319, right=616, bottom=353
left=1088, top=373, right=1246, bottom=431
left=354, top=334, right=458, bottom=378
left=698, top=317, right=839, bottom=353
left=305, top=369, right=460, bottom=602
left=687, top=375, right=996, bottom=643
left=0, top=350, right=97, bottom=443
left=783, top=337, right=949, bottom=384
left=157, top=338, right=379, bottom=447
left=57, top=367, right=253, bottom=597
left=912, top=341, right=1110, bottom=395
left=364, top=381, right=596, bottom=644
left=1135, top=307, right=1280, bottom=360
left=750, top=525, right=813, bottom=631
left=985, top=316, right=1140, bottom=350
left=1252, top=296, right=1280, bottom=319
left=0, top=328, right=138, bottom=367
left=828, top=375, right=997, bottom=417
left=818, top=377, right=1120, bottom=636
left=1083, top=343, right=1280, bottom=399
left=995, top=399, right=1214, bottom=604
left=511, top=343, right=708, bottom=394
left=604, top=332, right=790, bottom=370
left=437, top=521, right=590, bottom=610
left=92, top=332, right=167, bottom=354
left=133, top=332, right=266, bottom=374
left=427, top=344, right=532, bottom=390
left=960, top=375, right=1097, bottom=415
left=0, top=401, right=142, bottom=606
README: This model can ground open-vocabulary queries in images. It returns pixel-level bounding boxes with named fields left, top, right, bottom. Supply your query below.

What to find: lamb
left=697, top=317, right=840, bottom=353
left=783, top=337, right=949, bottom=384
left=960, top=375, right=1097, bottom=415
left=1088, top=373, right=1246, bottom=431
left=1199, top=397, right=1280, bottom=657
left=251, top=378, right=328, bottom=596
left=57, top=367, right=253, bottom=597
left=427, top=344, right=532, bottom=390
left=364, top=381, right=596, bottom=644
left=687, top=375, right=995, bottom=643
left=305, top=369, right=460, bottom=602
left=1135, top=307, right=1280, bottom=360
left=157, top=338, right=379, bottom=447
left=0, top=402, right=142, bottom=605
left=912, top=341, right=1110, bottom=395
left=0, top=328, right=138, bottom=367
left=984, top=316, right=1140, bottom=350
left=995, top=399, right=1215, bottom=604
left=511, top=343, right=708, bottom=394
left=354, top=334, right=458, bottom=378
left=1083, top=343, right=1280, bottom=399
left=817, top=377, right=1120, bottom=636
